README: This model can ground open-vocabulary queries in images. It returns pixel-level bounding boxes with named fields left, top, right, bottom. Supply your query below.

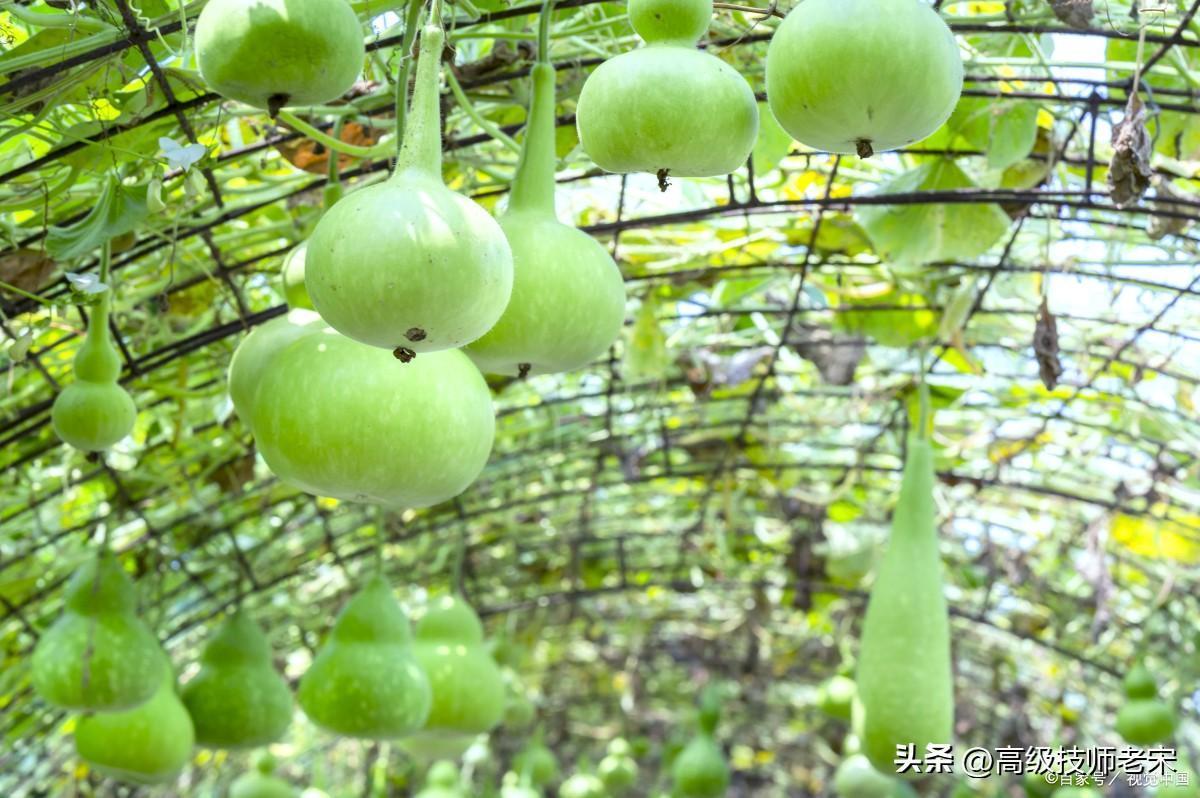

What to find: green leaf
left=858, top=160, right=1012, bottom=266
left=624, top=295, right=669, bottom=381
left=988, top=102, right=1040, bottom=170
left=45, top=176, right=148, bottom=261
left=752, top=103, right=793, bottom=175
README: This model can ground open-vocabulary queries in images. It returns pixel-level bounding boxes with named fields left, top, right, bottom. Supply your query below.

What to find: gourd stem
left=374, top=505, right=386, bottom=576
left=91, top=239, right=112, bottom=337
left=506, top=61, right=558, bottom=215
left=394, top=0, right=426, bottom=157
left=537, top=0, right=555, bottom=62
left=916, top=346, right=931, bottom=441
left=392, top=8, right=445, bottom=178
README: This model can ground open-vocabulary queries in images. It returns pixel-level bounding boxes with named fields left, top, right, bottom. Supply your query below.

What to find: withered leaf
left=1107, top=93, right=1153, bottom=208
left=1034, top=297, right=1064, bottom=390
left=1048, top=0, right=1094, bottom=28
left=0, top=249, right=56, bottom=295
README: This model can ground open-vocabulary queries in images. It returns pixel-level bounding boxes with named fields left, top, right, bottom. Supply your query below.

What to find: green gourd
left=1115, top=662, right=1177, bottom=746
left=833, top=754, right=917, bottom=798
left=855, top=434, right=953, bottom=773
left=502, top=771, right=543, bottom=798
left=673, top=691, right=729, bottom=798
left=514, top=735, right=560, bottom=787
left=250, top=330, right=495, bottom=508
left=297, top=575, right=431, bottom=738
left=575, top=0, right=758, bottom=179
left=765, top=0, right=963, bottom=158
left=229, top=753, right=299, bottom=798
left=560, top=772, right=608, bottom=798
left=415, top=760, right=464, bottom=798
left=181, top=611, right=292, bottom=749
left=408, top=596, right=506, bottom=750
left=227, top=308, right=324, bottom=424
left=817, top=674, right=858, bottom=721
left=32, top=551, right=164, bottom=711
left=281, top=244, right=315, bottom=310
left=195, top=0, right=365, bottom=115
left=503, top=691, right=537, bottom=730
left=51, top=284, right=136, bottom=451
left=305, top=12, right=513, bottom=355
left=74, top=653, right=195, bottom=786
left=463, top=56, right=625, bottom=378
left=597, top=738, right=638, bottom=794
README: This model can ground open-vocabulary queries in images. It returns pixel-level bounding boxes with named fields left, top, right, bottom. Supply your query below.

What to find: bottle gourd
left=305, top=11, right=513, bottom=356
left=575, top=0, right=759, bottom=180
left=230, top=753, right=300, bottom=798
left=195, top=0, right=365, bottom=116
left=51, top=277, right=136, bottom=452
left=298, top=575, right=431, bottom=738
left=673, top=689, right=730, bottom=798
left=181, top=610, right=293, bottom=749
left=1114, top=662, right=1177, bottom=746
left=855, top=434, right=953, bottom=773
left=227, top=308, right=324, bottom=425
left=32, top=550, right=163, bottom=711
left=765, top=0, right=963, bottom=158
left=464, top=52, right=625, bottom=378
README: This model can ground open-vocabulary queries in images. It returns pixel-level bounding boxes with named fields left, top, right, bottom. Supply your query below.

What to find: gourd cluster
left=30, top=550, right=508, bottom=788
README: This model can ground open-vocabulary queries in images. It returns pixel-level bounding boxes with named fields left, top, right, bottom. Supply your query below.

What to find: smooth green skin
left=426, top=761, right=461, bottom=788
left=282, top=245, right=315, bottom=310
left=629, top=0, right=712, bottom=43
left=181, top=611, right=293, bottom=749
left=298, top=575, right=431, bottom=738
left=817, top=675, right=857, bottom=721
left=75, top=661, right=195, bottom=786
left=227, top=309, right=323, bottom=423
left=856, top=437, right=953, bottom=774
left=765, top=0, right=963, bottom=155
left=513, top=741, right=560, bottom=786
left=1123, top=662, right=1159, bottom=699
left=195, top=0, right=364, bottom=110
left=412, top=596, right=506, bottom=737
left=598, top=753, right=638, bottom=793
left=32, top=552, right=164, bottom=712
left=52, top=305, right=136, bottom=451
left=250, top=331, right=495, bottom=508
left=560, top=774, right=607, bottom=798
left=465, top=64, right=626, bottom=377
left=672, top=733, right=729, bottom=798
left=306, top=24, right=513, bottom=352
left=833, top=754, right=913, bottom=798
left=230, top=771, right=300, bottom=798
left=576, top=45, right=758, bottom=177
left=1115, top=697, right=1177, bottom=745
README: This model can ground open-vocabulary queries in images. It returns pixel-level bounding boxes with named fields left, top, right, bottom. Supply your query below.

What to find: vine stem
left=712, top=1, right=785, bottom=18
left=445, top=71, right=521, bottom=154
left=275, top=110, right=391, bottom=159
left=538, top=0, right=555, bottom=59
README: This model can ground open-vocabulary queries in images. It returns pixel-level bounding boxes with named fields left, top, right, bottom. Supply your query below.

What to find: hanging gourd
left=501, top=770, right=543, bottom=798
left=230, top=753, right=300, bottom=798
left=816, top=667, right=858, bottom=721
left=304, top=3, right=513, bottom=357
left=672, top=688, right=730, bottom=798
left=227, top=308, right=324, bottom=425
left=195, top=0, right=365, bottom=116
left=765, top=0, right=963, bottom=158
left=51, top=242, right=136, bottom=452
left=249, top=329, right=495, bottom=508
left=559, top=771, right=607, bottom=798
left=855, top=404, right=953, bottom=772
left=575, top=0, right=758, bottom=183
left=406, top=595, right=506, bottom=754
left=415, top=761, right=465, bottom=798
left=74, top=652, right=195, bottom=786
left=297, top=574, right=432, bottom=738
left=513, top=731, right=561, bottom=787
left=181, top=610, right=293, bottom=749
left=1114, top=661, right=1177, bottom=746
left=281, top=244, right=315, bottom=311
left=833, top=753, right=917, bottom=798
left=502, top=687, right=536, bottom=730
left=32, top=550, right=164, bottom=711
left=463, top=10, right=625, bottom=378
left=597, top=737, right=638, bottom=795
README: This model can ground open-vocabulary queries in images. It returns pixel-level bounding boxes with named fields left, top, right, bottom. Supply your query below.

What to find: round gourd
left=195, top=0, right=365, bottom=114
left=74, top=656, right=194, bottom=786
left=598, top=738, right=638, bottom=794
left=282, top=245, right=315, bottom=310
left=464, top=62, right=625, bottom=377
left=298, top=575, right=432, bottom=738
left=415, top=761, right=463, bottom=798
left=52, top=292, right=136, bottom=451
left=765, top=0, right=963, bottom=157
left=1122, top=662, right=1159, bottom=700
left=503, top=692, right=536, bottom=729
left=834, top=754, right=904, bottom=798
left=229, top=753, right=299, bottom=798
left=181, top=611, right=293, bottom=749
left=672, top=732, right=730, bottom=798
left=559, top=773, right=607, bottom=798
left=32, top=551, right=164, bottom=711
left=575, top=0, right=758, bottom=178
left=513, top=739, right=560, bottom=786
left=250, top=330, right=495, bottom=508
left=305, top=19, right=512, bottom=354
left=817, top=674, right=857, bottom=721
left=1115, top=698, right=1177, bottom=746
left=227, top=309, right=324, bottom=424
left=410, top=596, right=506, bottom=742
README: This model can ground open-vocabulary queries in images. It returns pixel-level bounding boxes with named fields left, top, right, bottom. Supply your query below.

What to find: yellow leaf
left=1110, top=511, right=1200, bottom=564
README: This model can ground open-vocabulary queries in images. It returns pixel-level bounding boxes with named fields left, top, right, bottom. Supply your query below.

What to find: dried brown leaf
left=0, top=249, right=56, bottom=295
left=1107, top=93, right=1153, bottom=208
left=1034, top=297, right=1064, bottom=390
left=1048, top=0, right=1094, bottom=28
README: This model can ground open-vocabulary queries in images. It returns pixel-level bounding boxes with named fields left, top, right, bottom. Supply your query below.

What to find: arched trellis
left=4, top=0, right=1200, bottom=793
